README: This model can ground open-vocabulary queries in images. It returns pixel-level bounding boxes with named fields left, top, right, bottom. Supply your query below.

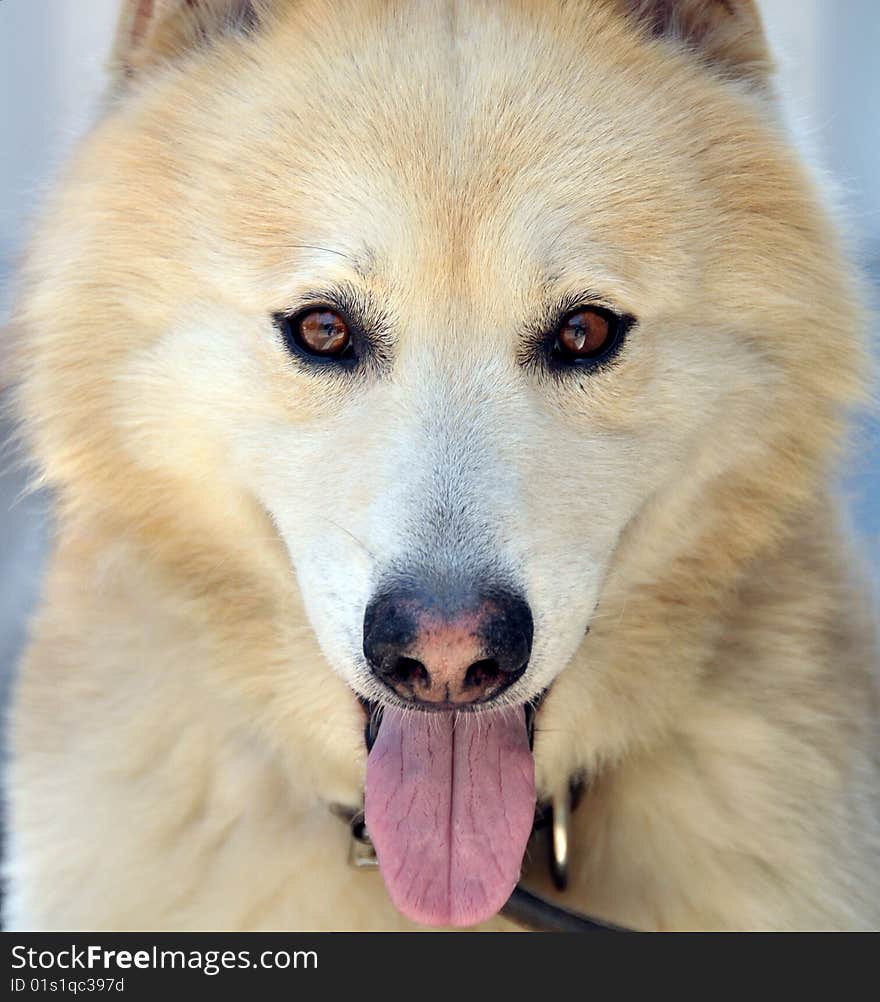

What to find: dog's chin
left=355, top=688, right=547, bottom=928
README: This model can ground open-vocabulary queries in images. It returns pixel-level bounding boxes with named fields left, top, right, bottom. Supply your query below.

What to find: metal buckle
left=547, top=775, right=585, bottom=891
left=348, top=811, right=378, bottom=868
left=331, top=804, right=379, bottom=869
left=549, top=787, right=571, bottom=890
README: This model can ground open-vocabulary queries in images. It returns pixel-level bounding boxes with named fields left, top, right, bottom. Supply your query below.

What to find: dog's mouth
left=360, top=696, right=543, bottom=927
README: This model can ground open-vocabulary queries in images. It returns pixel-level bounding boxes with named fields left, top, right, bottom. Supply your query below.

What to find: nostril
left=388, top=656, right=429, bottom=690
left=463, top=658, right=502, bottom=692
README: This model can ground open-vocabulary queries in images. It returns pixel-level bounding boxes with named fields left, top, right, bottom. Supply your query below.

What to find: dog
left=3, top=0, right=878, bottom=931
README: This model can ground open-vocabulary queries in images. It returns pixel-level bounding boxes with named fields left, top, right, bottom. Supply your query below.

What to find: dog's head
left=13, top=0, right=866, bottom=926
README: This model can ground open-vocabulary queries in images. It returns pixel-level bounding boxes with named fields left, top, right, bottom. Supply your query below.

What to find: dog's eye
left=295, top=308, right=351, bottom=356
left=279, top=308, right=353, bottom=360
left=552, top=307, right=622, bottom=364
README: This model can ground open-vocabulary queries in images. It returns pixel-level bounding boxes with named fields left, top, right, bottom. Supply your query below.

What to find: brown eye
left=276, top=306, right=357, bottom=365
left=294, top=308, right=351, bottom=357
left=554, top=307, right=618, bottom=362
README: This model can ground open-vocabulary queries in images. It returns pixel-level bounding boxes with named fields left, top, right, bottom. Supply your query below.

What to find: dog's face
left=16, top=0, right=864, bottom=926
left=88, top=0, right=775, bottom=710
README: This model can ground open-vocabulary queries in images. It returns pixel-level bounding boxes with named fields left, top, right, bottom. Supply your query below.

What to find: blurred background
left=1, top=1, right=878, bottom=706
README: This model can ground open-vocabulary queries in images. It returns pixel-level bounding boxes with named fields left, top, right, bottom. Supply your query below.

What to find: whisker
left=325, top=518, right=379, bottom=564
left=290, top=243, right=349, bottom=261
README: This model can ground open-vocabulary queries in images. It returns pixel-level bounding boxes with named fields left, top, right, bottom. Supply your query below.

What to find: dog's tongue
left=365, top=705, right=535, bottom=927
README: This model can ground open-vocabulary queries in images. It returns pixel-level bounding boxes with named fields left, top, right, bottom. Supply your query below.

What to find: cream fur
left=3, top=0, right=879, bottom=931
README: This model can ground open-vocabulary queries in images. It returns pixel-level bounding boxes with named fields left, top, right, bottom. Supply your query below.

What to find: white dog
left=4, top=0, right=879, bottom=930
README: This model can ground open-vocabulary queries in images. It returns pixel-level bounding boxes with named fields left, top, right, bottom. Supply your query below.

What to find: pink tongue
left=365, top=706, right=536, bottom=927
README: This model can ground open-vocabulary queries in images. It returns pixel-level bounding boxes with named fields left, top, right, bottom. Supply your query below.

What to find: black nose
left=363, top=585, right=533, bottom=706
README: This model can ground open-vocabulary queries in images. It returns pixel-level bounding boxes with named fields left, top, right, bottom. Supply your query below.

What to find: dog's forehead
left=204, top=0, right=705, bottom=313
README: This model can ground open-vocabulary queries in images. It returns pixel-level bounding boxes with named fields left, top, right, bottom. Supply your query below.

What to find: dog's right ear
left=110, top=0, right=268, bottom=83
left=614, top=0, right=773, bottom=87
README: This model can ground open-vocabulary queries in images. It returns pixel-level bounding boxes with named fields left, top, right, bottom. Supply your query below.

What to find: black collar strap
left=503, top=886, right=629, bottom=932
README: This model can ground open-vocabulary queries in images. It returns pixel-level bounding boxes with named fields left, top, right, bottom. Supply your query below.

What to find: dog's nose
left=363, top=586, right=533, bottom=706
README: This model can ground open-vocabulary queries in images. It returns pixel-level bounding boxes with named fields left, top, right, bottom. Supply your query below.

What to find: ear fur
left=616, top=0, right=773, bottom=86
left=110, top=0, right=264, bottom=82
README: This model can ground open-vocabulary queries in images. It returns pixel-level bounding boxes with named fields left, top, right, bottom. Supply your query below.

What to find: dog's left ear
left=616, top=0, right=773, bottom=86
left=111, top=0, right=265, bottom=82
